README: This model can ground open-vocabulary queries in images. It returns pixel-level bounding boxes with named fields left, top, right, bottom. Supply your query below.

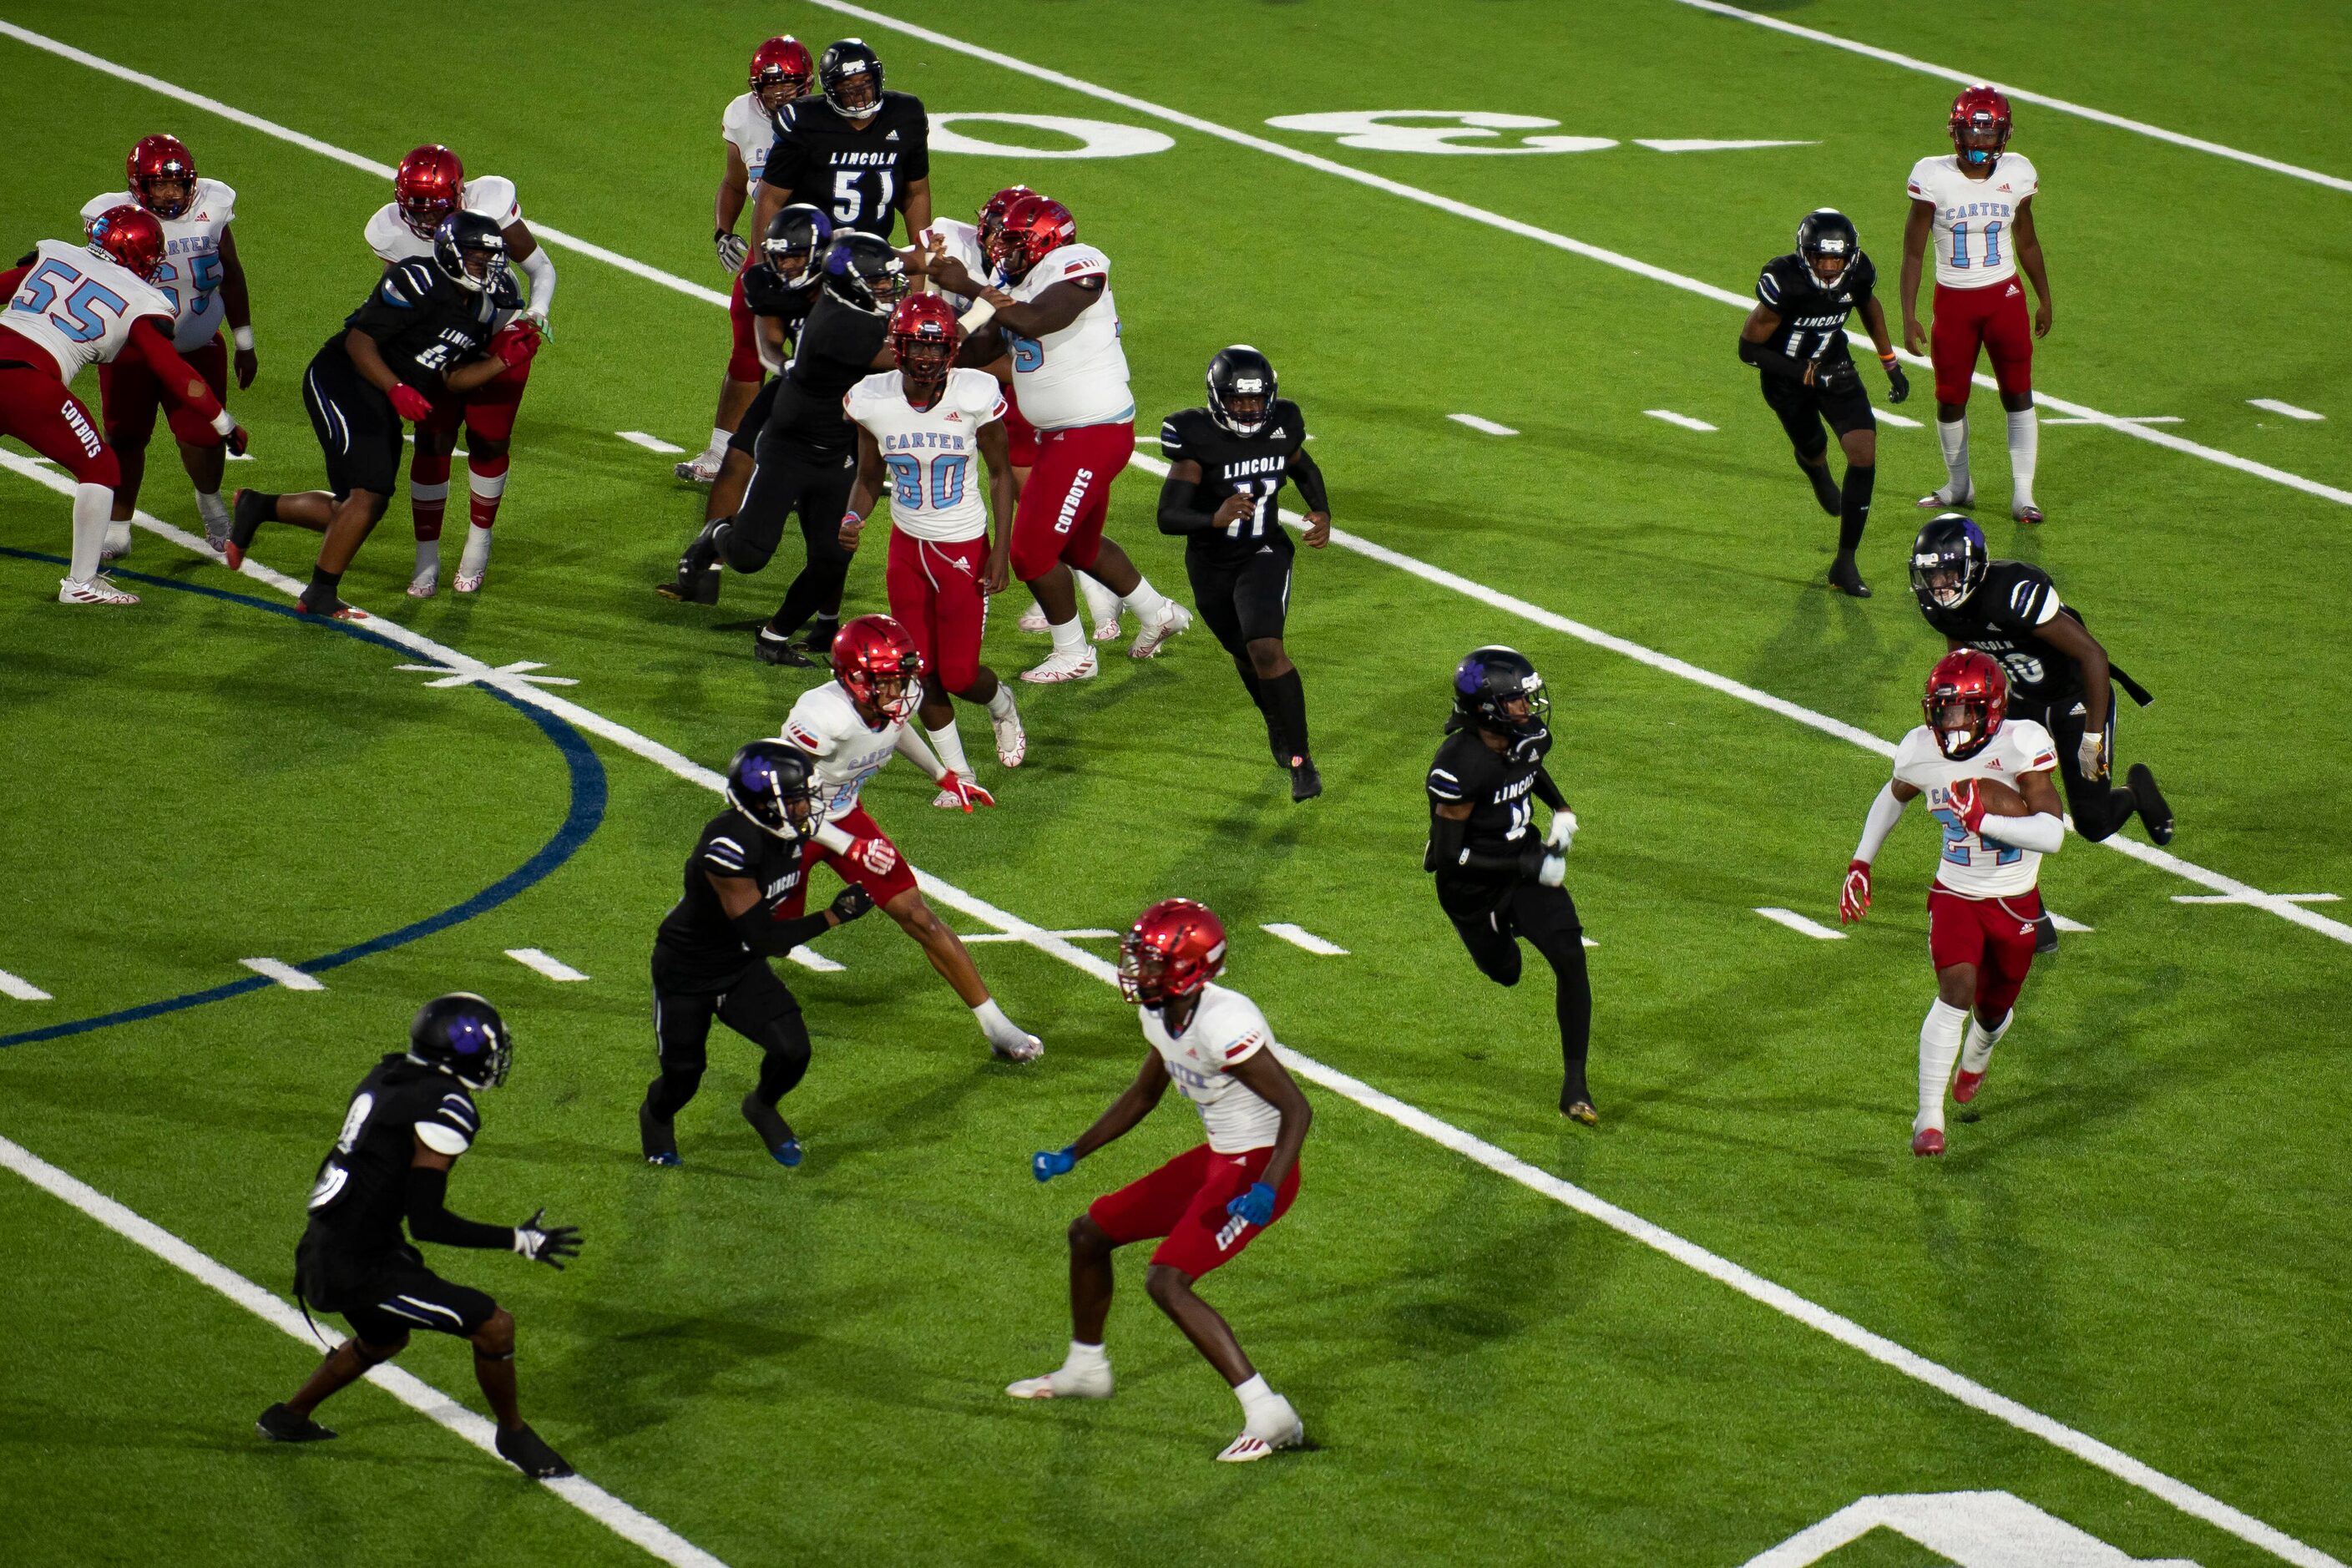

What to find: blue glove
left=1226, top=1181, right=1277, bottom=1228
left=1031, top=1146, right=1076, bottom=1183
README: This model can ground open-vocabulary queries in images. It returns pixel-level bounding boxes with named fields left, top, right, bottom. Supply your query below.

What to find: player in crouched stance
left=1840, top=650, right=2065, bottom=1156
left=1012, top=899, right=1311, bottom=1462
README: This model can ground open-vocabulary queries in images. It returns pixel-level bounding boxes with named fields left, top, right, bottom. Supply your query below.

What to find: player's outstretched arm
left=219, top=225, right=258, bottom=388
left=2013, top=198, right=2052, bottom=338
left=978, top=420, right=1014, bottom=593
left=1842, top=778, right=1919, bottom=923
left=505, top=222, right=556, bottom=333
left=127, top=318, right=243, bottom=452
left=1225, top=1050, right=1312, bottom=1196
left=2034, top=613, right=2112, bottom=768
left=403, top=1141, right=521, bottom=1251
left=1859, top=298, right=1908, bottom=402
left=1070, top=1049, right=1173, bottom=1162
left=711, top=869, right=873, bottom=954
left=986, top=277, right=1099, bottom=339
left=1898, top=200, right=1935, bottom=357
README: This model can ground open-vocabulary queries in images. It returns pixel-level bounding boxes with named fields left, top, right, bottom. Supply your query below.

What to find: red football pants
left=886, top=529, right=991, bottom=693
left=1930, top=280, right=2033, bottom=406
left=1009, top=418, right=1131, bottom=582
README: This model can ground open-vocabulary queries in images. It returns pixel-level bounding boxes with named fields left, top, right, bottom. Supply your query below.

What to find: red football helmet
left=395, top=144, right=466, bottom=240
left=126, top=134, right=197, bottom=220
left=986, top=194, right=1076, bottom=284
left=888, top=293, right=961, bottom=391
left=974, top=184, right=1036, bottom=250
left=751, top=36, right=814, bottom=106
left=1923, top=650, right=2009, bottom=760
left=1948, top=84, right=2013, bottom=169
left=86, top=205, right=166, bottom=281
left=1118, top=898, right=1228, bottom=1009
left=832, top=613, right=923, bottom=722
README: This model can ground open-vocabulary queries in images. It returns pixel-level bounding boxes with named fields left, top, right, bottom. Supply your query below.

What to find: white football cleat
left=453, top=569, right=485, bottom=594
left=1020, top=644, right=1098, bottom=684
left=58, top=574, right=139, bottom=606
left=407, top=564, right=439, bottom=598
left=1006, top=1361, right=1112, bottom=1400
left=674, top=448, right=725, bottom=484
left=1216, top=1396, right=1304, bottom=1462
left=1916, top=484, right=1975, bottom=510
left=1128, top=600, right=1192, bottom=660
left=1017, top=604, right=1050, bottom=633
left=992, top=700, right=1027, bottom=768
left=930, top=787, right=965, bottom=810
left=99, top=522, right=134, bottom=561
left=988, top=1023, right=1044, bottom=1064
left=1091, top=611, right=1125, bottom=644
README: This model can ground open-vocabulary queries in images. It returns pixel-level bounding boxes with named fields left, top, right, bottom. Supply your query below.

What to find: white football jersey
left=1890, top=718, right=2059, bottom=898
left=363, top=176, right=522, bottom=264
left=781, top=680, right=903, bottom=821
left=1003, top=241, right=1130, bottom=431
left=1905, top=153, right=2039, bottom=289
left=845, top=367, right=1004, bottom=543
left=2, top=239, right=175, bottom=386
left=722, top=91, right=780, bottom=195
left=79, top=180, right=235, bottom=352
left=920, top=216, right=985, bottom=312
left=1140, top=983, right=1283, bottom=1154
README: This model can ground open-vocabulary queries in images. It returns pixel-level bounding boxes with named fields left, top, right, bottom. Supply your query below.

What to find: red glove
left=938, top=771, right=996, bottom=812
left=1839, top=859, right=1873, bottom=925
left=848, top=836, right=898, bottom=876
left=490, top=323, right=541, bottom=369
left=226, top=424, right=250, bottom=458
left=1942, top=777, right=1987, bottom=833
left=388, top=383, right=434, bottom=422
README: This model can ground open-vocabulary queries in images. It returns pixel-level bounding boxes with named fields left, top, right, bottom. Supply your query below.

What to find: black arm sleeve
left=1738, top=335, right=1811, bottom=382
left=731, top=906, right=833, bottom=958
left=404, top=1165, right=514, bottom=1250
left=1532, top=766, right=1565, bottom=810
left=1425, top=812, right=1545, bottom=879
left=1157, top=469, right=1222, bottom=535
left=1288, top=448, right=1329, bottom=513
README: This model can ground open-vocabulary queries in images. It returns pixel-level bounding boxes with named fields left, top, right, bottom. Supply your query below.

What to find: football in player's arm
left=1014, top=900, right=1311, bottom=1463
left=1157, top=346, right=1331, bottom=801
left=1839, top=652, right=2066, bottom=1156
left=1737, top=209, right=1906, bottom=599
left=1425, top=648, right=1598, bottom=1123
left=257, top=994, right=580, bottom=1477
left=1899, top=85, right=2053, bottom=523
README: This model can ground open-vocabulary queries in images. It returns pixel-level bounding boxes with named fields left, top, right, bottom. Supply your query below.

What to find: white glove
left=2076, top=731, right=2106, bottom=781
left=1545, top=808, right=1578, bottom=852
left=524, top=306, right=550, bottom=339
left=1538, top=852, right=1567, bottom=888
left=716, top=230, right=749, bottom=274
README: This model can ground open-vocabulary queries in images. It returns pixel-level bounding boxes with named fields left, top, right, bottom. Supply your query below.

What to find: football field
left=3, top=3, right=2349, bottom=1563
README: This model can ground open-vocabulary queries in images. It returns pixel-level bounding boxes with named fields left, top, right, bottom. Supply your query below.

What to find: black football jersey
left=1754, top=250, right=1877, bottom=367
left=301, top=1054, right=482, bottom=1261
left=654, top=807, right=811, bottom=988
left=333, top=258, right=511, bottom=395
left=764, top=291, right=891, bottom=452
left=1159, top=401, right=1308, bottom=558
left=1921, top=559, right=2091, bottom=706
left=764, top=92, right=930, bottom=240
left=1426, top=723, right=1551, bottom=881
left=741, top=266, right=818, bottom=341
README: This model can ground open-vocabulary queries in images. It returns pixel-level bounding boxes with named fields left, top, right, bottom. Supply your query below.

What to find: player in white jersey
left=0, top=209, right=245, bottom=604
left=1010, top=898, right=1311, bottom=1461
left=842, top=295, right=1027, bottom=795
left=931, top=195, right=1189, bottom=682
left=1899, top=84, right=2054, bottom=524
left=78, top=134, right=256, bottom=557
left=779, top=614, right=1042, bottom=1062
left=676, top=35, right=814, bottom=485
left=1841, top=650, right=2066, bottom=1156
left=364, top=145, right=557, bottom=596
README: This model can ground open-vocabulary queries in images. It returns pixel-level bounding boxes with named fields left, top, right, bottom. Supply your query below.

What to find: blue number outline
left=152, top=260, right=181, bottom=316
left=11, top=259, right=78, bottom=315
left=1006, top=331, right=1043, bottom=372
left=1950, top=220, right=1970, bottom=269
left=928, top=452, right=968, bottom=509
left=1981, top=220, right=2005, bottom=269
left=883, top=452, right=923, bottom=507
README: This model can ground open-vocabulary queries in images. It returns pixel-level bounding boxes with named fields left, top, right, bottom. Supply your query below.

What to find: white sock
left=709, top=425, right=731, bottom=453
left=2006, top=406, right=2039, bottom=509
left=195, top=490, right=229, bottom=532
left=928, top=716, right=973, bottom=777
left=459, top=521, right=494, bottom=577
left=986, top=684, right=1019, bottom=721
left=973, top=997, right=1013, bottom=1039
left=69, top=483, right=110, bottom=579
left=1917, top=999, right=1969, bottom=1133
left=1121, top=574, right=1170, bottom=620
left=1065, top=1340, right=1108, bottom=1371
left=1960, top=1009, right=2013, bottom=1075
left=414, top=536, right=442, bottom=574
left=1047, top=615, right=1085, bottom=655
left=1077, top=569, right=1120, bottom=624
left=1937, top=415, right=1971, bottom=500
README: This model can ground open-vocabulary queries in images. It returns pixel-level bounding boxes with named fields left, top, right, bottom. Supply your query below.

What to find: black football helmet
left=409, top=993, right=513, bottom=1090
left=432, top=210, right=510, bottom=296
left=1909, top=513, right=1989, bottom=610
left=1795, top=208, right=1859, bottom=291
left=1206, top=346, right=1277, bottom=438
left=1453, top=645, right=1551, bottom=761
left=726, top=740, right=820, bottom=841
left=818, top=38, right=884, bottom=119
left=824, top=231, right=911, bottom=314
left=763, top=203, right=832, bottom=288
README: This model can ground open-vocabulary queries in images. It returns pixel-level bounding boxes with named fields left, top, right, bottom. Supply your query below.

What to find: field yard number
left=1740, top=1490, right=2201, bottom=1567
left=1265, top=111, right=1616, bottom=154
left=928, top=114, right=1175, bottom=159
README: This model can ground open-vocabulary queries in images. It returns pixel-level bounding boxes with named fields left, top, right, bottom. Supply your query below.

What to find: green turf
left=3, top=4, right=2348, bottom=1565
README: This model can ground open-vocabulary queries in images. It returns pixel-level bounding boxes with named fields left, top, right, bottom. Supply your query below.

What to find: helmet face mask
left=1795, top=209, right=1859, bottom=292
left=819, top=38, right=885, bottom=120
left=1908, top=514, right=1989, bottom=611
left=833, top=613, right=924, bottom=723
left=1453, top=646, right=1552, bottom=761
left=1948, top=84, right=2014, bottom=171
left=751, top=35, right=813, bottom=112
left=762, top=204, right=832, bottom=287
left=87, top=205, right=166, bottom=281
left=827, top=234, right=911, bottom=315
left=433, top=212, right=510, bottom=295
left=395, top=144, right=466, bottom=240
left=1924, top=651, right=2009, bottom=760
left=726, top=741, right=819, bottom=841
left=127, top=134, right=197, bottom=220
left=1207, top=346, right=1277, bottom=437
left=1116, top=898, right=1228, bottom=1009
left=975, top=185, right=1034, bottom=255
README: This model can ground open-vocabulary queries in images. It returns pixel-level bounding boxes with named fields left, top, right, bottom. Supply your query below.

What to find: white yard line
left=1662, top=0, right=2352, bottom=197
left=1261, top=922, right=1349, bottom=956
left=2172, top=893, right=2338, bottom=906
left=1448, top=413, right=1520, bottom=437
left=2248, top=399, right=2324, bottom=422
left=506, top=948, right=591, bottom=982
left=0, top=968, right=53, bottom=1002
left=616, top=432, right=688, bottom=455
left=2043, top=416, right=2180, bottom=427
left=1753, top=907, right=1847, bottom=941
left=0, top=1133, right=727, bottom=1568
left=1874, top=409, right=1925, bottom=429
left=1645, top=409, right=1718, bottom=432
left=786, top=948, right=846, bottom=974
left=240, top=958, right=325, bottom=991
left=2049, top=913, right=2095, bottom=933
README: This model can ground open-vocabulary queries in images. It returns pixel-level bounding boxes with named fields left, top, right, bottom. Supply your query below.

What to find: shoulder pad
left=416, top=1087, right=480, bottom=1155
left=79, top=193, right=123, bottom=223
left=465, top=175, right=519, bottom=225
left=199, top=179, right=237, bottom=221
left=381, top=258, right=439, bottom=306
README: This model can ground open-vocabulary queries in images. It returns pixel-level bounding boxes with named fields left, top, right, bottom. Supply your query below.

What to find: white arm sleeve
left=1853, top=781, right=1909, bottom=864
left=518, top=245, right=557, bottom=319
left=1984, top=811, right=2065, bottom=855
left=812, top=820, right=855, bottom=853
left=893, top=721, right=946, bottom=779
left=956, top=298, right=996, bottom=333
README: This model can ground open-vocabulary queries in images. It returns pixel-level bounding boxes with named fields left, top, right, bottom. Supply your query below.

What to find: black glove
left=1886, top=361, right=1910, bottom=404
left=830, top=886, right=876, bottom=923
left=511, top=1207, right=582, bottom=1269
left=1816, top=356, right=1862, bottom=396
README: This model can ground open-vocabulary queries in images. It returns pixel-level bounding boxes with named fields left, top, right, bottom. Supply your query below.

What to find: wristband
left=842, top=512, right=863, bottom=527
left=232, top=326, right=255, bottom=352
left=956, top=298, right=997, bottom=333
left=715, top=228, right=730, bottom=243
left=210, top=407, right=237, bottom=437
left=1879, top=352, right=1898, bottom=367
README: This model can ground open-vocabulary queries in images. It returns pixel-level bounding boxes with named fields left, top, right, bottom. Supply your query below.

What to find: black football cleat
left=2034, top=911, right=2060, bottom=954
left=741, top=1092, right=802, bottom=1166
left=655, top=562, right=721, bottom=605
left=256, top=1403, right=336, bottom=1444
left=802, top=617, right=840, bottom=660
left=1562, top=1099, right=1600, bottom=1128
left=1289, top=758, right=1323, bottom=803
left=2127, top=763, right=2174, bottom=846
left=1828, top=552, right=1872, bottom=599
left=494, top=1422, right=574, bottom=1479
left=665, top=518, right=730, bottom=599
left=753, top=626, right=816, bottom=667
left=225, top=488, right=271, bottom=569
left=1798, top=456, right=1840, bottom=517
left=639, top=1100, right=680, bottom=1167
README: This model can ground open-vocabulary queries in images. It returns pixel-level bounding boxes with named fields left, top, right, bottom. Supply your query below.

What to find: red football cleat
left=1912, top=1128, right=1945, bottom=1157
left=1952, top=1069, right=1985, bottom=1104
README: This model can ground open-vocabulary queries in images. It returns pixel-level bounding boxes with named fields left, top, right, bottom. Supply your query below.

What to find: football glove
left=524, top=306, right=551, bottom=340
left=512, top=1207, right=582, bottom=1269
left=225, top=425, right=250, bottom=458
left=388, top=383, right=434, bottom=423
left=1545, top=808, right=1578, bottom=852
left=830, top=886, right=876, bottom=923
left=1941, top=777, right=1989, bottom=833
left=1538, top=852, right=1567, bottom=888
left=848, top=836, right=898, bottom=876
left=490, top=323, right=541, bottom=369
left=938, top=771, right=996, bottom=812
left=1817, top=356, right=1862, bottom=396
left=1839, top=858, right=1873, bottom=924
left=1885, top=361, right=1911, bottom=403
left=1031, top=1146, right=1076, bottom=1183
left=716, top=229, right=749, bottom=274
left=2077, top=732, right=2107, bottom=781
left=1227, top=1181, right=1277, bottom=1228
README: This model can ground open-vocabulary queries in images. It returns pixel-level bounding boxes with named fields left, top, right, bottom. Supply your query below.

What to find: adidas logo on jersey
left=886, top=129, right=900, bottom=140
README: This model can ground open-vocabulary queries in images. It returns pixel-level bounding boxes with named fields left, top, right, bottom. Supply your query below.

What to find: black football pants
left=726, top=428, right=859, bottom=634
left=2023, top=690, right=2142, bottom=842
left=1441, top=878, right=1593, bottom=1109
left=645, top=959, right=812, bottom=1120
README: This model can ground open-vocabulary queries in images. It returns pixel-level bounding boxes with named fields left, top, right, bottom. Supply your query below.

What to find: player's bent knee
left=1144, top=1263, right=1197, bottom=1310
left=1069, top=1215, right=1113, bottom=1255
left=466, top=434, right=510, bottom=463
left=472, top=1308, right=515, bottom=1357
left=356, top=1333, right=408, bottom=1363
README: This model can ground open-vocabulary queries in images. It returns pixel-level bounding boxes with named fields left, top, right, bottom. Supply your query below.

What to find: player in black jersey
left=257, top=993, right=581, bottom=1477
left=1424, top=647, right=1596, bottom=1123
left=751, top=38, right=931, bottom=245
left=642, top=741, right=875, bottom=1166
left=670, top=234, right=908, bottom=665
left=1737, top=210, right=1909, bottom=599
left=659, top=205, right=832, bottom=609
left=1157, top=347, right=1333, bottom=802
left=230, top=212, right=534, bottom=616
